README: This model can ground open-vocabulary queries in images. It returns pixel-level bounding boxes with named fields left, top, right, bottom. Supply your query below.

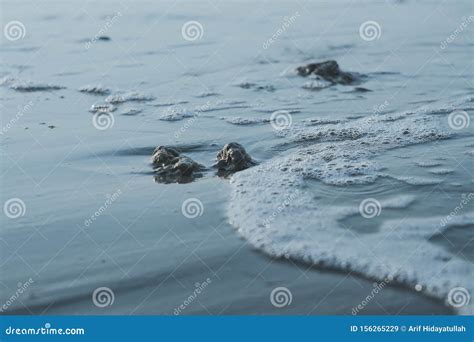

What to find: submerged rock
left=1, top=76, right=64, bottom=92
left=296, top=60, right=357, bottom=85
left=150, top=143, right=256, bottom=182
left=151, top=146, right=203, bottom=183
left=79, top=84, right=110, bottom=95
left=121, top=108, right=142, bottom=116
left=215, top=142, right=256, bottom=174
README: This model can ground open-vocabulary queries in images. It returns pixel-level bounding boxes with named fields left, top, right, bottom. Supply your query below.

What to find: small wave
left=153, top=100, right=189, bottom=107
left=384, top=175, right=444, bottom=186
left=196, top=91, right=219, bottom=98
left=159, top=108, right=194, bottom=121
left=121, top=108, right=142, bottom=116
left=303, top=118, right=347, bottom=126
left=228, top=96, right=473, bottom=314
left=1, top=76, right=64, bottom=92
left=221, top=117, right=270, bottom=126
left=106, top=92, right=155, bottom=104
left=200, top=99, right=250, bottom=113
left=416, top=161, right=443, bottom=168
left=428, top=168, right=455, bottom=175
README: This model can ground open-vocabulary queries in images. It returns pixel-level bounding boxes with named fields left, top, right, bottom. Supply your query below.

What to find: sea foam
left=228, top=97, right=473, bottom=314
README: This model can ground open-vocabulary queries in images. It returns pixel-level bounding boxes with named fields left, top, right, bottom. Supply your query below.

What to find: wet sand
left=3, top=177, right=451, bottom=315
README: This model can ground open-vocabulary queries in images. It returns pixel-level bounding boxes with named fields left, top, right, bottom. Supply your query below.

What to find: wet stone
left=215, top=142, right=256, bottom=175
left=151, top=146, right=203, bottom=183
left=296, top=60, right=358, bottom=85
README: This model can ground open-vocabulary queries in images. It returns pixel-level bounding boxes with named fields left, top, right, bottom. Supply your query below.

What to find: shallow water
left=1, top=0, right=473, bottom=315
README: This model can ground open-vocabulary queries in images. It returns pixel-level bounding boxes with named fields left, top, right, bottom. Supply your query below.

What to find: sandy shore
left=4, top=180, right=451, bottom=315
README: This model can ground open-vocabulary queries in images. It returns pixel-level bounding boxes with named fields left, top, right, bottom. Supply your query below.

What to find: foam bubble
left=106, top=92, right=155, bottom=104
left=89, top=102, right=116, bottom=113
left=159, top=108, right=194, bottom=121
left=221, top=116, right=270, bottom=125
left=228, top=97, right=473, bottom=314
left=428, top=168, right=455, bottom=175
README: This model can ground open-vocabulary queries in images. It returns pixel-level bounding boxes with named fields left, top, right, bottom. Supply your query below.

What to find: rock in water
left=151, top=146, right=180, bottom=167
left=151, top=146, right=203, bottom=183
left=216, top=143, right=256, bottom=174
left=296, top=60, right=356, bottom=85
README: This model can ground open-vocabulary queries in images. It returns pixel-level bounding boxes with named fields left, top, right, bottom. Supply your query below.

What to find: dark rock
left=237, top=82, right=275, bottom=92
left=215, top=142, right=256, bottom=174
left=238, top=82, right=256, bottom=89
left=151, top=146, right=203, bottom=183
left=151, top=146, right=180, bottom=167
left=296, top=60, right=357, bottom=85
left=352, top=87, right=372, bottom=93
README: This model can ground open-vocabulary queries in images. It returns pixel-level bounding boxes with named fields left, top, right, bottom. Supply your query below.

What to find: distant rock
left=296, top=60, right=358, bottom=85
left=121, top=108, right=142, bottom=116
left=236, top=82, right=275, bottom=92
left=79, top=84, right=110, bottom=95
left=1, top=76, right=64, bottom=92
